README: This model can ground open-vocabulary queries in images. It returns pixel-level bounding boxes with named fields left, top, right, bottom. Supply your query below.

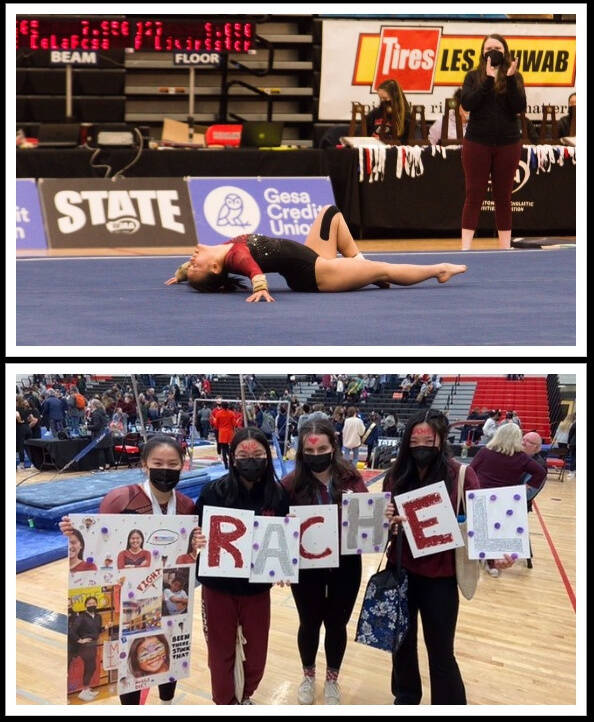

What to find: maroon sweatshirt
left=469, top=448, right=547, bottom=490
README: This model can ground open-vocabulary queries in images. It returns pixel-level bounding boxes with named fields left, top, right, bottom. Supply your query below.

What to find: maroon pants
left=461, top=138, right=522, bottom=231
left=201, top=586, right=271, bottom=704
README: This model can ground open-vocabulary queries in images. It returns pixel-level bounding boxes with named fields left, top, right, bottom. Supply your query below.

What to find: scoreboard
left=16, top=17, right=255, bottom=52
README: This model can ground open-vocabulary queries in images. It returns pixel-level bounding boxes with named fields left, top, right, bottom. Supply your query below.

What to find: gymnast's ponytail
left=188, top=271, right=247, bottom=293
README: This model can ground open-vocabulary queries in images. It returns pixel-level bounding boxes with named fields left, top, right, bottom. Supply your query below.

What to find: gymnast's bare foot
left=436, top=263, right=467, bottom=283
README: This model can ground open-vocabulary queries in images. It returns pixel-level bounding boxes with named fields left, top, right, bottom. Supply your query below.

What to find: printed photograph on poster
left=465, top=485, right=531, bottom=560
left=67, top=585, right=119, bottom=704
left=198, top=505, right=255, bottom=579
left=175, top=527, right=203, bottom=565
left=118, top=631, right=175, bottom=694
left=394, top=481, right=464, bottom=558
left=249, top=515, right=301, bottom=584
left=340, top=492, right=392, bottom=555
left=162, top=567, right=191, bottom=617
left=67, top=514, right=198, bottom=703
left=289, top=504, right=339, bottom=569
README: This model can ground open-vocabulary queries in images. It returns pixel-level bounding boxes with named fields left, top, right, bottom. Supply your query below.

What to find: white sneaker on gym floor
left=324, top=680, right=341, bottom=704
left=240, top=698, right=255, bottom=705
left=297, top=676, right=316, bottom=704
left=77, top=689, right=98, bottom=701
left=487, top=567, right=500, bottom=578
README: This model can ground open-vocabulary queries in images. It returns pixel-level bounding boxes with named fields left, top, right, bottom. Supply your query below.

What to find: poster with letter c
left=289, top=504, right=339, bottom=569
left=394, top=481, right=463, bottom=558
left=67, top=513, right=198, bottom=704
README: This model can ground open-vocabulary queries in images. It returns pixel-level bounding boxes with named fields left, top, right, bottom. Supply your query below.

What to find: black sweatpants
left=290, top=554, right=361, bottom=671
left=391, top=572, right=466, bottom=705
left=120, top=681, right=177, bottom=704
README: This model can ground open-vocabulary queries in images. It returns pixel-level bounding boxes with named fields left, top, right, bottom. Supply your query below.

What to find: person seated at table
left=428, top=89, right=469, bottom=145
left=557, top=92, right=576, bottom=138
left=164, top=206, right=467, bottom=301
left=365, top=79, right=411, bottom=143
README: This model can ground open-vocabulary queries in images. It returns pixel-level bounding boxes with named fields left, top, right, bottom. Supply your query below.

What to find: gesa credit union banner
left=320, top=19, right=576, bottom=121
left=188, top=177, right=336, bottom=245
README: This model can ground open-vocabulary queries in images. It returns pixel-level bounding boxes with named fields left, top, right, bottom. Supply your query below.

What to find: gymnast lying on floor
left=164, top=206, right=467, bottom=302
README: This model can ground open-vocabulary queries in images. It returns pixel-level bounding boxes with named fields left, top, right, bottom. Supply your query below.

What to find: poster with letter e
left=394, top=481, right=464, bottom=558
left=67, top=513, right=198, bottom=703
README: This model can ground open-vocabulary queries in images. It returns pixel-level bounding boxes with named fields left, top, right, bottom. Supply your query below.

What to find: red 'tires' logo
left=373, top=27, right=441, bottom=93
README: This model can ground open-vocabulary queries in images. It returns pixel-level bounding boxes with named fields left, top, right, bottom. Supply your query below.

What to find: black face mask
left=303, top=452, right=333, bottom=473
left=485, top=49, right=504, bottom=67
left=149, top=467, right=181, bottom=492
left=86, top=606, right=97, bottom=614
left=234, top=458, right=268, bottom=483
left=411, top=446, right=440, bottom=468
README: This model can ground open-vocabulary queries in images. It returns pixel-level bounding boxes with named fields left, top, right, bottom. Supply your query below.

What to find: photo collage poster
left=67, top=514, right=199, bottom=704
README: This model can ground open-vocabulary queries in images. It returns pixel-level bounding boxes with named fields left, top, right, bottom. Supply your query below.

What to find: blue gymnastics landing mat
left=16, top=249, right=575, bottom=346
left=16, top=459, right=296, bottom=571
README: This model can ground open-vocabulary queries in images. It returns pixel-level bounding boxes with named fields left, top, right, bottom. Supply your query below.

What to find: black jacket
left=195, top=476, right=290, bottom=596
left=461, top=70, right=526, bottom=146
left=70, top=611, right=103, bottom=645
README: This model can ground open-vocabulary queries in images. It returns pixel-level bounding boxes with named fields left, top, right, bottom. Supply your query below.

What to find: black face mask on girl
left=234, top=458, right=268, bottom=483
left=303, top=452, right=333, bottom=473
left=149, top=467, right=181, bottom=492
left=485, top=49, right=504, bottom=67
left=410, top=446, right=440, bottom=467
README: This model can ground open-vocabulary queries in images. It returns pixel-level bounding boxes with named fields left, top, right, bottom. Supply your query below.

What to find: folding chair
left=114, top=432, right=142, bottom=469
left=545, top=447, right=568, bottom=482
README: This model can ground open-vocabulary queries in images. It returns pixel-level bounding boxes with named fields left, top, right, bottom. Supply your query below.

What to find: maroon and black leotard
left=223, top=234, right=320, bottom=292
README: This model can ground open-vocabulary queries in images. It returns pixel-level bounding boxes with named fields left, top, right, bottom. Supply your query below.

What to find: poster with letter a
left=465, top=485, right=530, bottom=560
left=394, top=481, right=463, bottom=558
left=67, top=513, right=198, bottom=703
left=249, top=516, right=301, bottom=584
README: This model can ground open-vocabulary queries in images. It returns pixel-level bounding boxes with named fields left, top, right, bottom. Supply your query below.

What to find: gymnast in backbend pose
left=164, top=206, right=467, bottom=302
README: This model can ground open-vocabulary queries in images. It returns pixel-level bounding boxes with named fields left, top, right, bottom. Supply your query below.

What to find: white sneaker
left=487, top=567, right=500, bottom=578
left=160, top=698, right=174, bottom=704
left=77, top=689, right=97, bottom=701
left=324, top=680, right=341, bottom=705
left=240, top=698, right=255, bottom=705
left=297, top=676, right=316, bottom=704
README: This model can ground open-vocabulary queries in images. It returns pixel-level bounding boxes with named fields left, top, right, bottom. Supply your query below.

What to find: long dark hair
left=188, top=270, right=246, bottom=293
left=291, top=418, right=358, bottom=504
left=126, top=528, right=145, bottom=550
left=377, top=78, right=410, bottom=137
left=384, top=410, right=453, bottom=496
left=477, top=34, right=523, bottom=95
left=186, top=527, right=201, bottom=555
left=213, top=426, right=284, bottom=509
left=71, top=529, right=86, bottom=560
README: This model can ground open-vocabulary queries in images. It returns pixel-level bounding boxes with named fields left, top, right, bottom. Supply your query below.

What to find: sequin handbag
left=454, top=464, right=480, bottom=600
left=355, top=526, right=409, bottom=653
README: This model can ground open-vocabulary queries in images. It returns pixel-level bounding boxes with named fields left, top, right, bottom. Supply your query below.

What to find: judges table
left=16, top=145, right=575, bottom=235
left=25, top=437, right=106, bottom=471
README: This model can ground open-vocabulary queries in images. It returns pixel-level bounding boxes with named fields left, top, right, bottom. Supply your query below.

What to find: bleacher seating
left=443, top=376, right=552, bottom=442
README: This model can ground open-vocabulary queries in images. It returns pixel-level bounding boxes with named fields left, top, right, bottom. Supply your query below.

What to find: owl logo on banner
left=372, top=27, right=442, bottom=92
left=204, top=186, right=261, bottom=237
